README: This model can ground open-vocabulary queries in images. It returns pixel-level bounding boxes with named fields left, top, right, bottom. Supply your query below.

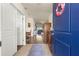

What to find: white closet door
left=1, top=4, right=17, bottom=56
left=16, top=11, right=23, bottom=45
left=16, top=11, right=26, bottom=45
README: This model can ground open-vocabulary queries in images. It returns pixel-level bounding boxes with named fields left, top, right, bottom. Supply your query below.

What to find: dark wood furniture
left=26, top=32, right=31, bottom=44
left=43, top=23, right=51, bottom=49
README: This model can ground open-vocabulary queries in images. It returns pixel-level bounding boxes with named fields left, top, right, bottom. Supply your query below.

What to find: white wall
left=0, top=3, right=1, bottom=41
left=1, top=4, right=17, bottom=56
left=0, top=3, right=1, bottom=56
left=48, top=13, right=53, bottom=31
left=26, top=17, right=35, bottom=36
left=1, top=3, right=26, bottom=56
left=12, top=3, right=26, bottom=15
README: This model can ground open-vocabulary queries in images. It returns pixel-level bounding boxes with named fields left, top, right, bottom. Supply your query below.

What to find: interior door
left=16, top=11, right=23, bottom=45
left=53, top=3, right=71, bottom=56
left=53, top=3, right=70, bottom=32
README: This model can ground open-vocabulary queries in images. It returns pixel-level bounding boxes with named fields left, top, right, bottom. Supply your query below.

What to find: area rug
left=28, top=44, right=45, bottom=56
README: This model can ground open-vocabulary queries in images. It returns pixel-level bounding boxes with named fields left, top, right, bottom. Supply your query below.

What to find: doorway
left=16, top=11, right=26, bottom=51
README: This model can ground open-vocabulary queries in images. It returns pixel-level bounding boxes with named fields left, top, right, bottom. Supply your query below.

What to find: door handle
left=0, top=41, right=1, bottom=47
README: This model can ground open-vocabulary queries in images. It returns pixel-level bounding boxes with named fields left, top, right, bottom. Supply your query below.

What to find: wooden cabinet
left=43, top=23, right=51, bottom=45
left=26, top=32, right=31, bottom=44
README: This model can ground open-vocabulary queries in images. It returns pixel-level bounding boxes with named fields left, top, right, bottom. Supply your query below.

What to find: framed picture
left=28, top=23, right=31, bottom=27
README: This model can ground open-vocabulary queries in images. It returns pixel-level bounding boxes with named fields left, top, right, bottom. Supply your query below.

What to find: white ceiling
left=22, top=3, right=51, bottom=24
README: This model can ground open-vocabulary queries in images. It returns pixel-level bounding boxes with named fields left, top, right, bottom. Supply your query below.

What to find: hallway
left=0, top=3, right=52, bottom=56
left=15, top=34, right=52, bottom=56
left=15, top=44, right=52, bottom=56
left=1, top=2, right=79, bottom=56
left=31, top=34, right=44, bottom=44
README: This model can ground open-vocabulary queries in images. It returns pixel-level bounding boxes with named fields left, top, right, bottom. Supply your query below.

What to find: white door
left=16, top=11, right=24, bottom=45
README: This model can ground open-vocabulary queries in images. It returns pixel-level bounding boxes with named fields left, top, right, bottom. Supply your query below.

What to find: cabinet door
left=53, top=3, right=70, bottom=32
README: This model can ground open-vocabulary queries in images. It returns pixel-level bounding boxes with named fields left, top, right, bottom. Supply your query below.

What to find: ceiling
left=22, top=3, right=52, bottom=24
